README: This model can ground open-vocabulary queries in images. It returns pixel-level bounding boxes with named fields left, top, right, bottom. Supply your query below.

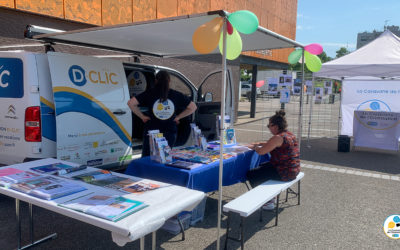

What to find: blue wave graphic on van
left=40, top=97, right=56, bottom=142
left=53, top=88, right=131, bottom=146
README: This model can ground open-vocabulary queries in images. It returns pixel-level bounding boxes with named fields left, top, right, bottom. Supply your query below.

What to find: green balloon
left=288, top=49, right=302, bottom=64
left=228, top=10, right=259, bottom=34
left=305, top=51, right=322, bottom=72
left=219, top=28, right=242, bottom=60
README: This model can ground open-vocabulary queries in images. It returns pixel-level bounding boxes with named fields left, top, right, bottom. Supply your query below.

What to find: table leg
left=16, top=199, right=21, bottom=250
left=140, top=236, right=144, bottom=250
left=29, top=203, right=34, bottom=244
left=15, top=200, right=57, bottom=250
left=240, top=217, right=245, bottom=250
left=152, top=231, right=156, bottom=250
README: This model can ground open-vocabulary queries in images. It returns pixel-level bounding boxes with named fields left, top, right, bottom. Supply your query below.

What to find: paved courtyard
left=0, top=98, right=399, bottom=249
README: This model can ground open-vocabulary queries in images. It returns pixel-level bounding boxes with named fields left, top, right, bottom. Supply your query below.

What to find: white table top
left=0, top=158, right=205, bottom=246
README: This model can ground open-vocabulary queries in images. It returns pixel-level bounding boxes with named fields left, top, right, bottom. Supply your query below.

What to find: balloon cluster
left=288, top=43, right=323, bottom=72
left=192, top=11, right=259, bottom=60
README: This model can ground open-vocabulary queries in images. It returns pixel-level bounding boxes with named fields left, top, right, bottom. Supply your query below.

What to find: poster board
left=305, top=80, right=313, bottom=95
left=293, top=79, right=302, bottom=95
left=314, top=87, right=323, bottom=103
left=267, top=78, right=278, bottom=95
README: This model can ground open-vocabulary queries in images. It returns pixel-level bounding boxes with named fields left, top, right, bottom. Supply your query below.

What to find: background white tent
left=315, top=30, right=400, bottom=149
left=315, top=30, right=400, bottom=79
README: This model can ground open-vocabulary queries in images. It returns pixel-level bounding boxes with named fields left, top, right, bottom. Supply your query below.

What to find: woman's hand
left=142, top=116, right=151, bottom=123
left=173, top=117, right=180, bottom=125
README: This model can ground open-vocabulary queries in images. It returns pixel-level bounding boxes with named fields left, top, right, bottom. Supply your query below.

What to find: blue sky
left=296, top=0, right=400, bottom=58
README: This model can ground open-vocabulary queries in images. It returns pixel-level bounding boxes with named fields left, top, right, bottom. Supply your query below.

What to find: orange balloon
left=192, top=17, right=223, bottom=54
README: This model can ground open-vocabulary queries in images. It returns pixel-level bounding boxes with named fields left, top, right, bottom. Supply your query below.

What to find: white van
left=0, top=51, right=233, bottom=167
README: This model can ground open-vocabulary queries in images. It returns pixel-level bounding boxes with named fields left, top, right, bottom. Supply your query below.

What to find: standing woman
left=247, top=110, right=300, bottom=209
left=127, top=70, right=197, bottom=156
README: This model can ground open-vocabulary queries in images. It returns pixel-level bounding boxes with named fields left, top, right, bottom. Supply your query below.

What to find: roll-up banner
left=353, top=111, right=400, bottom=151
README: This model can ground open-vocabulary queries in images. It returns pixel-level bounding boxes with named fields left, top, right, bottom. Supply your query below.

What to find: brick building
left=0, top=1, right=298, bottom=115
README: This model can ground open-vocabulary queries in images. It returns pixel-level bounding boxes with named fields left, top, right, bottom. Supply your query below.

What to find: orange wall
left=1, top=0, right=297, bottom=63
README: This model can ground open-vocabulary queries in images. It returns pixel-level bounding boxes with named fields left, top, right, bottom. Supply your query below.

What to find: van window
left=198, top=72, right=223, bottom=102
left=169, top=73, right=192, bottom=98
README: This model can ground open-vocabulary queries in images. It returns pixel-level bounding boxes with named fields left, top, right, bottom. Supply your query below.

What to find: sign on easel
left=353, top=110, right=400, bottom=151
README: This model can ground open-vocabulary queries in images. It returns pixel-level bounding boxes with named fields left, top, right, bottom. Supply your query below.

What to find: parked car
left=241, top=83, right=261, bottom=97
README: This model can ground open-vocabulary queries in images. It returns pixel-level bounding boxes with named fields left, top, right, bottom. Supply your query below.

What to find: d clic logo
left=383, top=215, right=400, bottom=239
left=68, top=65, right=87, bottom=86
left=68, top=65, right=118, bottom=87
left=0, top=65, right=10, bottom=88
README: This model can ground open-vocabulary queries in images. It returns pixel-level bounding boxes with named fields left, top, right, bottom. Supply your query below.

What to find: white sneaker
left=262, top=200, right=276, bottom=210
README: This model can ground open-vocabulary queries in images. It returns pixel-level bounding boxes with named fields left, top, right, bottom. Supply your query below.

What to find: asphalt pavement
left=0, top=99, right=399, bottom=249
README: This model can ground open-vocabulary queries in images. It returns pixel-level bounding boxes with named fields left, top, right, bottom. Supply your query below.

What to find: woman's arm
left=174, top=101, right=197, bottom=124
left=254, top=135, right=283, bottom=155
left=127, top=97, right=150, bottom=123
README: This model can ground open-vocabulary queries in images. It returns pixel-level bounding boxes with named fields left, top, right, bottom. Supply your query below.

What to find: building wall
left=0, top=0, right=298, bottom=64
left=357, top=26, right=400, bottom=49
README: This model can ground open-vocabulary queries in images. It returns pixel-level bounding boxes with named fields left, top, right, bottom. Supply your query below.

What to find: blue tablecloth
left=125, top=150, right=269, bottom=193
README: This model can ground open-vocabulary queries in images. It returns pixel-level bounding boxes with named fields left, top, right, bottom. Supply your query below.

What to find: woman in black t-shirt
left=127, top=70, right=197, bottom=156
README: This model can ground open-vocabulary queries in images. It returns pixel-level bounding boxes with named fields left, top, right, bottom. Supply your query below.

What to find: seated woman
left=247, top=110, right=300, bottom=209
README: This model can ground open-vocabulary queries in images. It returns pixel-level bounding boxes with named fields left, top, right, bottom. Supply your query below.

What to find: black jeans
left=246, top=162, right=281, bottom=188
left=141, top=129, right=177, bottom=157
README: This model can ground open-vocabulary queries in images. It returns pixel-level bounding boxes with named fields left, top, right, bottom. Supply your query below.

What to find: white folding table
left=0, top=158, right=205, bottom=249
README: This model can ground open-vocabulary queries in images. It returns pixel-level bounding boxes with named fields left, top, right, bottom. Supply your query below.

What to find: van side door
left=195, top=69, right=234, bottom=140
left=47, top=52, right=132, bottom=167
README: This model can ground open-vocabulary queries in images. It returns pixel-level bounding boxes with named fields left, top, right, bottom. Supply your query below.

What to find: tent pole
left=307, top=74, right=314, bottom=148
left=217, top=18, right=227, bottom=250
left=298, top=49, right=305, bottom=149
left=337, top=77, right=344, bottom=137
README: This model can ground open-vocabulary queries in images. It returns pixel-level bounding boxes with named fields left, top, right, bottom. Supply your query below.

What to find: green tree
left=240, top=69, right=251, bottom=81
left=318, top=51, right=332, bottom=63
left=335, top=47, right=350, bottom=58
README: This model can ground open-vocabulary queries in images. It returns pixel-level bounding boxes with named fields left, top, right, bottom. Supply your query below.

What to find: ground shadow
left=192, top=195, right=298, bottom=249
left=301, top=137, right=400, bottom=175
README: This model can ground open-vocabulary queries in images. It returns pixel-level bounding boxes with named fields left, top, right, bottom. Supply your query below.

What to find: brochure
left=0, top=168, right=24, bottom=177
left=104, top=178, right=137, bottom=190
left=60, top=194, right=148, bottom=222
left=30, top=163, right=87, bottom=175
left=91, top=176, right=131, bottom=187
left=223, top=128, right=237, bottom=145
left=166, top=160, right=203, bottom=170
left=72, top=170, right=113, bottom=183
left=0, top=171, right=41, bottom=186
left=11, top=176, right=87, bottom=200
left=122, top=181, right=161, bottom=194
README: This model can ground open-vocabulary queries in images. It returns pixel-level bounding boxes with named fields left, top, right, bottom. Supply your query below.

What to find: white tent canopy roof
left=315, top=30, right=400, bottom=79
left=34, top=10, right=303, bottom=57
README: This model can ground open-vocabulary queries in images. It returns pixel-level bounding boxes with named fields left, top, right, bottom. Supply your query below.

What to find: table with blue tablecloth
left=124, top=150, right=269, bottom=193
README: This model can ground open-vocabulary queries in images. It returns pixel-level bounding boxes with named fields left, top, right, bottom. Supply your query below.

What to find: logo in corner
left=383, top=215, right=400, bottom=239
left=68, top=65, right=87, bottom=86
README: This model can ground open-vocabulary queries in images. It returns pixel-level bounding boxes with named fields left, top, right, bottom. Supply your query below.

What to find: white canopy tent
left=315, top=30, right=400, bottom=79
left=315, top=30, right=400, bottom=149
left=33, top=10, right=304, bottom=248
